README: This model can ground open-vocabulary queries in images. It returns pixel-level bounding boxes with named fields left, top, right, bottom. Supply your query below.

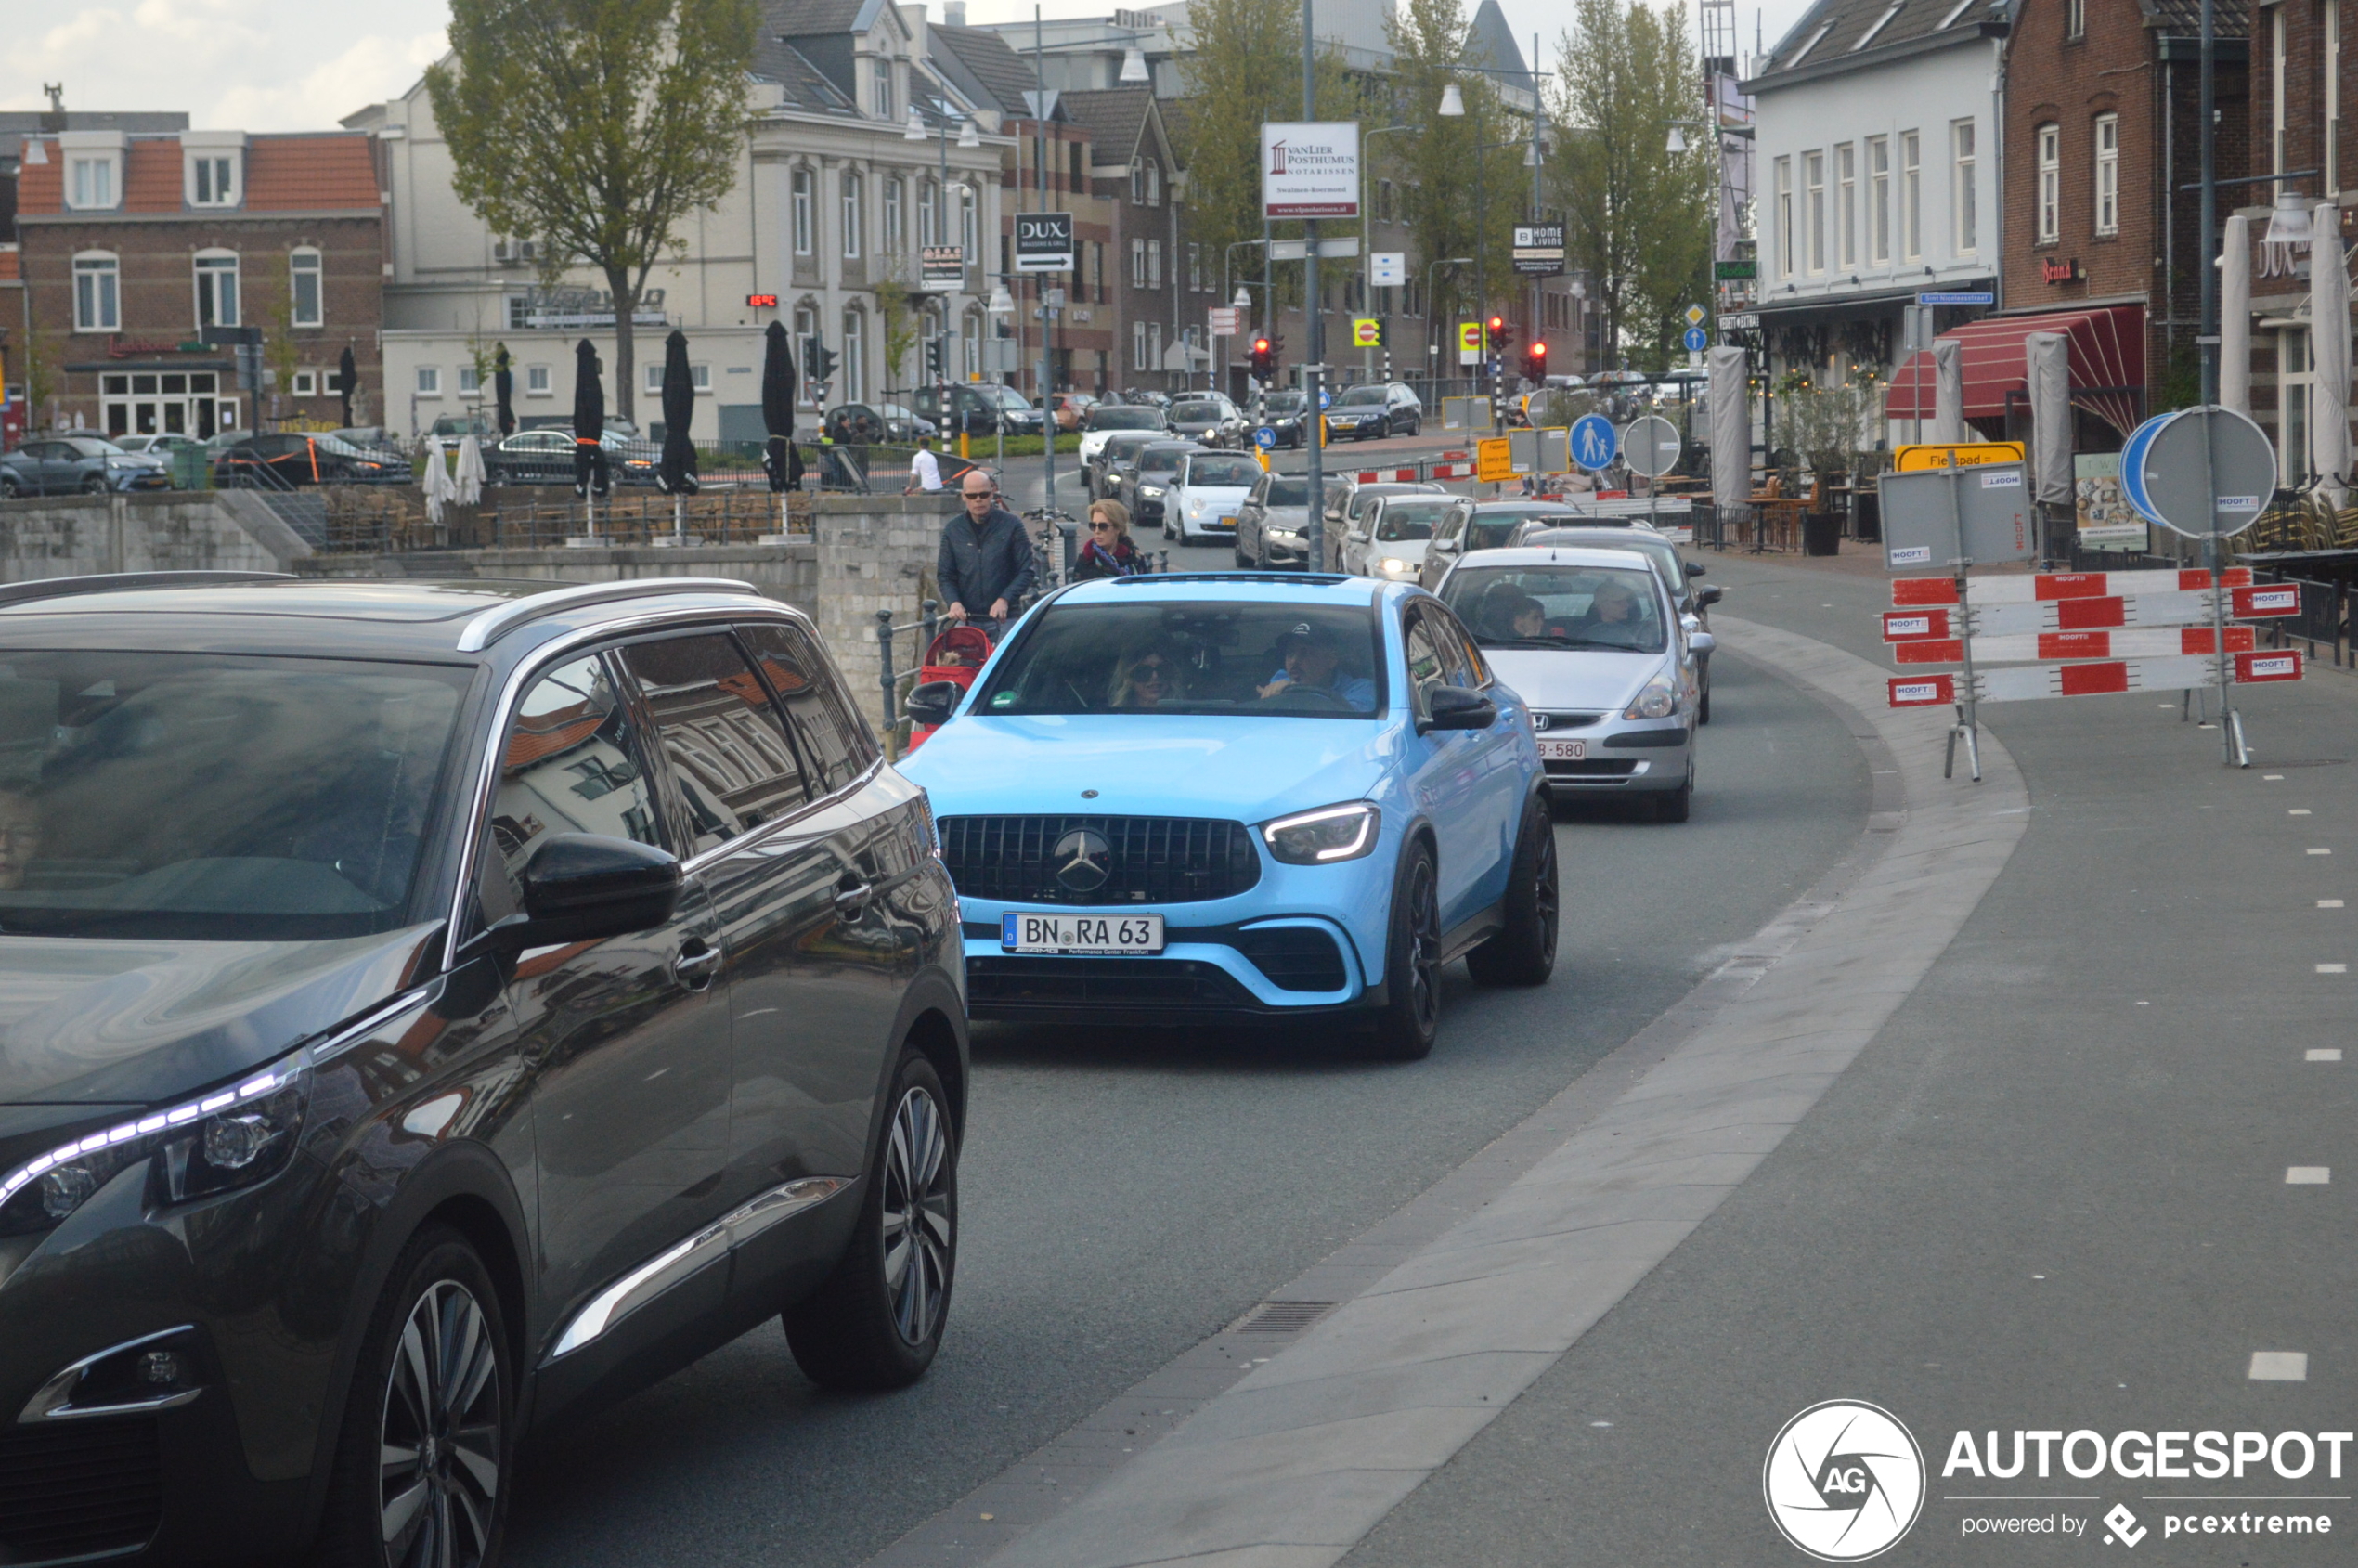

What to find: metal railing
left=318, top=486, right=812, bottom=552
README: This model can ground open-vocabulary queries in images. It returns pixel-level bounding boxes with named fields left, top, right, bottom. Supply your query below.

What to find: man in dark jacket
left=939, top=471, right=1035, bottom=634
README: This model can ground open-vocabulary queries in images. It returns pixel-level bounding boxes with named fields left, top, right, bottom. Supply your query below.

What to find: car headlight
left=0, top=1047, right=310, bottom=1238
left=1139, top=485, right=1164, bottom=499
left=1379, top=557, right=1415, bottom=575
left=1261, top=801, right=1380, bottom=864
left=1623, top=668, right=1679, bottom=720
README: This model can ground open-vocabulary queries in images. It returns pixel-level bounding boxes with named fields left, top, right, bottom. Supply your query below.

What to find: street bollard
left=875, top=609, right=897, bottom=745
left=921, top=599, right=939, bottom=658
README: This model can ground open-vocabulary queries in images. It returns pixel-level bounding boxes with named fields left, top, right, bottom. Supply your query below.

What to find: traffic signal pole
left=1302, top=0, right=1325, bottom=574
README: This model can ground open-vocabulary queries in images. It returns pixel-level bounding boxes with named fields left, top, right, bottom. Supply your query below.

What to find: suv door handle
left=834, top=877, right=874, bottom=919
left=671, top=940, right=722, bottom=991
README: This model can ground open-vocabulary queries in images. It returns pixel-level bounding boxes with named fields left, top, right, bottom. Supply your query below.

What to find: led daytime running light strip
left=1263, top=803, right=1378, bottom=861
left=0, top=1055, right=306, bottom=1211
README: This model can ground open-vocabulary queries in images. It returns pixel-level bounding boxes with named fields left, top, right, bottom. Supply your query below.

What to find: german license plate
left=1537, top=739, right=1587, bottom=760
left=1002, top=912, right=1166, bottom=954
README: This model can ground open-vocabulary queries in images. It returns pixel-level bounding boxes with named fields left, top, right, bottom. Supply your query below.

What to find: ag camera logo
left=1764, top=1400, right=1926, bottom=1561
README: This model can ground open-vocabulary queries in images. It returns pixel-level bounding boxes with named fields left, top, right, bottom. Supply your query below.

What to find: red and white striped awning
left=1885, top=305, right=2146, bottom=434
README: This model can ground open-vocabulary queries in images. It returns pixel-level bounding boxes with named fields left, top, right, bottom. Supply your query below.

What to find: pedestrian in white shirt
left=906, top=435, right=943, bottom=495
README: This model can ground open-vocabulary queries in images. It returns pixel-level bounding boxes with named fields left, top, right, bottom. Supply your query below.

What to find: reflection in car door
left=1401, top=604, right=1487, bottom=928
left=1420, top=503, right=1469, bottom=591
left=486, top=650, right=732, bottom=1365
left=1431, top=604, right=1524, bottom=917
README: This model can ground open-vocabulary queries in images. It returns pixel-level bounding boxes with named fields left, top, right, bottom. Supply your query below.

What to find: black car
left=212, top=433, right=406, bottom=487
left=1255, top=391, right=1311, bottom=448
left=484, top=427, right=661, bottom=487
left=908, top=384, right=1043, bottom=438
left=1321, top=382, right=1423, bottom=441
left=1111, top=439, right=1204, bottom=525
left=1086, top=428, right=1168, bottom=499
left=1165, top=395, right=1245, bottom=449
left=0, top=573, right=966, bottom=1565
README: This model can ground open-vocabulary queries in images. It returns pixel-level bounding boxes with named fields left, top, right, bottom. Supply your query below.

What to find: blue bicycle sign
left=1570, top=412, right=1619, bottom=473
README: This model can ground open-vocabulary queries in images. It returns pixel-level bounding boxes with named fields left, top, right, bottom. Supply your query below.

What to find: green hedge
left=951, top=432, right=1082, bottom=458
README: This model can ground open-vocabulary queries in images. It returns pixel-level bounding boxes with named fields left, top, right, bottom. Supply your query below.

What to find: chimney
left=943, top=1, right=965, bottom=24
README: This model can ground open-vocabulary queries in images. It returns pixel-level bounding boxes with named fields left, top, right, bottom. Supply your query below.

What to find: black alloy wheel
left=1367, top=841, right=1442, bottom=1060
left=1467, top=796, right=1559, bottom=986
left=80, top=473, right=108, bottom=494
left=784, top=1049, right=958, bottom=1390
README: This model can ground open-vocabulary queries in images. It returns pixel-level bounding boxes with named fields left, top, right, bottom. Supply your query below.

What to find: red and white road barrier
left=1885, top=588, right=2299, bottom=642
left=1347, top=467, right=1424, bottom=484
left=1891, top=626, right=2259, bottom=665
left=1893, top=567, right=2253, bottom=606
left=1888, top=648, right=2302, bottom=707
left=1425, top=460, right=1475, bottom=479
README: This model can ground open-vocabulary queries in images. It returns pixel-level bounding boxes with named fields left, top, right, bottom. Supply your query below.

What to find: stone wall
left=0, top=492, right=310, bottom=577
left=810, top=492, right=958, bottom=733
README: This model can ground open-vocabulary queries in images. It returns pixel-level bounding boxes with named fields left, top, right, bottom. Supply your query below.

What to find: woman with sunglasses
left=1072, top=499, right=1145, bottom=580
left=1107, top=639, right=1185, bottom=709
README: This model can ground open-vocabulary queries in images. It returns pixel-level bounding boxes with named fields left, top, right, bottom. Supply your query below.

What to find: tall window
left=1147, top=161, right=1161, bottom=206
left=2280, top=329, right=2312, bottom=484
left=840, top=171, right=863, bottom=260
left=2036, top=123, right=2061, bottom=243
left=872, top=59, right=894, bottom=121
left=918, top=178, right=939, bottom=246
left=1806, top=149, right=1825, bottom=272
left=961, top=187, right=978, bottom=266
left=2272, top=7, right=2288, bottom=198
left=289, top=248, right=323, bottom=328
left=1951, top=120, right=1976, bottom=254
left=1900, top=130, right=1922, bottom=259
left=189, top=154, right=236, bottom=206
left=884, top=176, right=904, bottom=254
left=67, top=155, right=117, bottom=210
left=72, top=252, right=119, bottom=331
left=2066, top=0, right=2085, bottom=39
left=840, top=307, right=866, bottom=402
left=1133, top=318, right=1149, bottom=369
left=1869, top=136, right=1891, bottom=265
left=1775, top=156, right=1794, bottom=276
left=1147, top=239, right=1163, bottom=289
left=2093, top=113, right=2120, bottom=235
left=1187, top=242, right=1204, bottom=291
left=1132, top=237, right=1147, bottom=287
left=791, top=168, right=815, bottom=255
left=1837, top=143, right=1857, bottom=267
left=962, top=307, right=984, bottom=377
left=194, top=251, right=240, bottom=329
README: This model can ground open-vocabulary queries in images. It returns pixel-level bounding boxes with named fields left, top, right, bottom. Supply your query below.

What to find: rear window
left=1172, top=402, right=1224, bottom=421
left=1087, top=408, right=1163, bottom=431
left=1466, top=510, right=1574, bottom=551
left=1185, top=457, right=1262, bottom=487
left=1377, top=500, right=1453, bottom=540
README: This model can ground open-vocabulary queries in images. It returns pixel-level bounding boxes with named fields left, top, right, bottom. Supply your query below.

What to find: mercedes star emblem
left=1052, top=827, right=1113, bottom=892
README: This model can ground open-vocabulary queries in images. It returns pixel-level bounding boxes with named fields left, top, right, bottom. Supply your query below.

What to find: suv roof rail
left=1111, top=572, right=1352, bottom=588
left=454, top=577, right=766, bottom=653
left=0, top=571, right=299, bottom=610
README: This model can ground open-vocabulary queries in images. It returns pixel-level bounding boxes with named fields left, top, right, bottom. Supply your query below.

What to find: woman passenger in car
left=1108, top=641, right=1186, bottom=708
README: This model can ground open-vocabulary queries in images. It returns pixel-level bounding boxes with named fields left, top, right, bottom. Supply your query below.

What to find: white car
left=1163, top=449, right=1265, bottom=543
left=1078, top=404, right=1169, bottom=471
left=1342, top=492, right=1459, bottom=582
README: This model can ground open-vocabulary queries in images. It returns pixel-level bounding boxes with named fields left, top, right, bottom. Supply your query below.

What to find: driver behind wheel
left=1257, top=622, right=1376, bottom=712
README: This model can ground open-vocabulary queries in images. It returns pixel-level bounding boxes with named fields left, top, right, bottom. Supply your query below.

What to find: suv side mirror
left=1696, top=586, right=1723, bottom=607
left=1421, top=685, right=1497, bottom=732
left=1685, top=561, right=1706, bottom=577
left=904, top=680, right=964, bottom=726
left=513, top=834, right=681, bottom=947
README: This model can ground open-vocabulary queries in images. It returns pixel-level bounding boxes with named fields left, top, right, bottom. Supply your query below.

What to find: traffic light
left=1521, top=341, right=1548, bottom=382
left=926, top=338, right=945, bottom=378
left=809, top=343, right=837, bottom=383
left=1249, top=336, right=1275, bottom=380
left=1486, top=316, right=1509, bottom=355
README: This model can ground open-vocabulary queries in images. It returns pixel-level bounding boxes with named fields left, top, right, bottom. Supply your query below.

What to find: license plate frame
left=1001, top=912, right=1167, bottom=955
left=1537, top=738, right=1587, bottom=760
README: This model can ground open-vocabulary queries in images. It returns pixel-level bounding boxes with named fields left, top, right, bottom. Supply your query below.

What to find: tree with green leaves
left=1547, top=0, right=1715, bottom=370
left=1385, top=0, right=1522, bottom=337
left=428, top=0, right=758, bottom=422
left=874, top=267, right=922, bottom=394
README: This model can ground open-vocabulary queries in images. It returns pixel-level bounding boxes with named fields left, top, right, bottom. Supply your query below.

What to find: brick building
left=15, top=130, right=384, bottom=439
left=2240, top=0, right=2352, bottom=483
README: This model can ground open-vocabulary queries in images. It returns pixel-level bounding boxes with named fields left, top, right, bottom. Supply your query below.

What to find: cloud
left=0, top=0, right=448, bottom=131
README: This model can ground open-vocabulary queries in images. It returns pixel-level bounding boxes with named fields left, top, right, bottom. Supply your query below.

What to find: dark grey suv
left=0, top=573, right=966, bottom=1566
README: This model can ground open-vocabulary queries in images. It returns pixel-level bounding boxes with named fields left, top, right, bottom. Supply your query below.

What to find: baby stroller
left=906, top=623, right=995, bottom=752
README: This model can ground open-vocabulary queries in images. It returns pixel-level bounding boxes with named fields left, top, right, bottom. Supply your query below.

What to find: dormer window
left=58, top=132, right=126, bottom=212
left=70, top=156, right=117, bottom=208
left=872, top=58, right=895, bottom=120
left=181, top=133, right=247, bottom=210
left=191, top=156, right=235, bottom=205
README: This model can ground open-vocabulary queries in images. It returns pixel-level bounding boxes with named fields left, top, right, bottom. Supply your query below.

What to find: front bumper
left=107, top=469, right=173, bottom=492
left=1539, top=716, right=1694, bottom=790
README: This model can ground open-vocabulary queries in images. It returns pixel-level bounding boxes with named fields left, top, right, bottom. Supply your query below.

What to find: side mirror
left=904, top=680, right=964, bottom=727
left=1685, top=561, right=1706, bottom=577
left=1435, top=538, right=1460, bottom=554
left=513, top=834, right=681, bottom=947
left=1422, top=685, right=1497, bottom=732
left=1689, top=631, right=1717, bottom=655
left=1696, top=586, right=1724, bottom=607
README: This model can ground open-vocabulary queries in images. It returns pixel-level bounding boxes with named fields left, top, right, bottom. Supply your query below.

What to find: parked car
left=1110, top=439, right=1203, bottom=526
left=213, top=433, right=407, bottom=487
left=0, top=573, right=966, bottom=1563
left=333, top=427, right=410, bottom=465
left=1515, top=524, right=1722, bottom=723
left=484, top=426, right=661, bottom=487
left=910, top=383, right=1044, bottom=437
left=824, top=403, right=938, bottom=444
left=1341, top=492, right=1461, bottom=582
left=1416, top=499, right=1583, bottom=590
left=1234, top=470, right=1318, bottom=568
left=1322, top=383, right=1423, bottom=441
left=1, top=435, right=172, bottom=497
left=110, top=434, right=207, bottom=460
left=1163, top=449, right=1263, bottom=544
left=900, top=572, right=1556, bottom=1061
left=1050, top=392, right=1099, bottom=431
left=1167, top=395, right=1248, bottom=449
left=1079, top=405, right=1171, bottom=477
left=1254, top=390, right=1312, bottom=448
left=1434, top=544, right=1706, bottom=819
left=427, top=412, right=499, bottom=440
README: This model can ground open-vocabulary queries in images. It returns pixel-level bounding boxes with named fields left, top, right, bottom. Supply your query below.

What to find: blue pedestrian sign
left=1682, top=326, right=1708, bottom=352
left=1570, top=412, right=1619, bottom=472
left=1254, top=426, right=1278, bottom=449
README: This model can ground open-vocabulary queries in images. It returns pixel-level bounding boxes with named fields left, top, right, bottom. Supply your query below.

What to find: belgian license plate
left=1002, top=912, right=1166, bottom=954
left=1537, top=738, right=1587, bottom=760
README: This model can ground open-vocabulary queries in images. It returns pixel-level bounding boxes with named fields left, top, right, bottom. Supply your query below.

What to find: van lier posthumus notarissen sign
left=1262, top=123, right=1360, bottom=219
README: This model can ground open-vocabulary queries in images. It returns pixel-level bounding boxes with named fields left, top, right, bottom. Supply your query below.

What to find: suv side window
left=615, top=632, right=813, bottom=855
left=736, top=621, right=877, bottom=796
left=1429, top=604, right=1487, bottom=687
left=481, top=652, right=664, bottom=926
left=1403, top=606, right=1447, bottom=719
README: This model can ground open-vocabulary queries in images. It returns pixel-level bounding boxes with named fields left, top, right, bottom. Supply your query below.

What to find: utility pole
left=1035, top=6, right=1057, bottom=508
left=1302, top=0, right=1325, bottom=572
left=2198, top=0, right=2219, bottom=403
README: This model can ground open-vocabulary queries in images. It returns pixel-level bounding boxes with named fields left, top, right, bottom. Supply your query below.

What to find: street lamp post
left=1360, top=124, right=1412, bottom=384
left=1425, top=254, right=1471, bottom=402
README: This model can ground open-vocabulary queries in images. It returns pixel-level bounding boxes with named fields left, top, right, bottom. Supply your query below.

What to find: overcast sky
left=0, top=0, right=1814, bottom=134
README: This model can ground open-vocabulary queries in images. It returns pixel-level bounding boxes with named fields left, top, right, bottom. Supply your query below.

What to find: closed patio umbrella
left=494, top=344, right=516, bottom=438
left=1931, top=338, right=1965, bottom=445
left=1709, top=345, right=1749, bottom=517
left=2311, top=201, right=2350, bottom=508
left=656, top=330, right=699, bottom=497
left=2221, top=214, right=2252, bottom=416
left=421, top=435, right=454, bottom=525
left=337, top=345, right=356, bottom=430
left=760, top=321, right=803, bottom=533
left=454, top=433, right=486, bottom=506
left=572, top=339, right=609, bottom=500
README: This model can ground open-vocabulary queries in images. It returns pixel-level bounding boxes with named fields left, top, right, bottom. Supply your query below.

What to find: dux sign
left=1261, top=122, right=1360, bottom=218
left=1014, top=212, right=1074, bottom=273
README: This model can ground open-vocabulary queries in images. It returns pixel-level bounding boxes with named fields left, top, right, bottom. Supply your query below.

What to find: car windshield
left=1377, top=500, right=1454, bottom=541
left=1263, top=478, right=1309, bottom=507
left=0, top=652, right=470, bottom=940
left=1263, top=393, right=1307, bottom=414
left=978, top=602, right=1384, bottom=718
left=1466, top=510, right=1573, bottom=551
left=316, top=435, right=368, bottom=457
left=1088, top=408, right=1162, bottom=431
left=1138, top=448, right=1194, bottom=477
left=1334, top=387, right=1386, bottom=407
left=1172, top=402, right=1223, bottom=421
left=983, top=386, right=1031, bottom=410
left=114, top=437, right=155, bottom=452
left=1440, top=564, right=1667, bottom=654
left=1186, top=457, right=1262, bottom=487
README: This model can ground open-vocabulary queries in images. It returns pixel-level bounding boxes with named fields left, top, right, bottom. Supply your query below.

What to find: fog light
left=138, top=1352, right=181, bottom=1387
left=39, top=1165, right=97, bottom=1220
left=202, top=1113, right=277, bottom=1171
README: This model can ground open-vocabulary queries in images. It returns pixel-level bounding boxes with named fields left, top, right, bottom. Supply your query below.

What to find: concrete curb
left=865, top=616, right=2029, bottom=1568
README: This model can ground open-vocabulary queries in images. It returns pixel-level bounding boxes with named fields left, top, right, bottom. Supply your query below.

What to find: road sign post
left=1622, top=414, right=1681, bottom=532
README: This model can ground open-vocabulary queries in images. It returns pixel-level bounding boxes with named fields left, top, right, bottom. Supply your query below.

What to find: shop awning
left=1885, top=305, right=2145, bottom=434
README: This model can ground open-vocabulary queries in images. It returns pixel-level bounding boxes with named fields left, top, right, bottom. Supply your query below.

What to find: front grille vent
left=0, top=1417, right=164, bottom=1562
left=1233, top=927, right=1348, bottom=991
left=939, top=815, right=1262, bottom=906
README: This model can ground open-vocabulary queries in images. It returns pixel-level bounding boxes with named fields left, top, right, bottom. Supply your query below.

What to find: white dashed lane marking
left=2249, top=1353, right=2310, bottom=1381
left=2321, top=900, right=2345, bottom=908
left=2291, top=809, right=2314, bottom=815
left=2264, top=771, right=2286, bottom=778
left=2316, top=965, right=2346, bottom=974
left=2286, top=1168, right=2332, bottom=1184
left=2311, top=849, right=2334, bottom=856
left=2310, top=1048, right=2344, bottom=1061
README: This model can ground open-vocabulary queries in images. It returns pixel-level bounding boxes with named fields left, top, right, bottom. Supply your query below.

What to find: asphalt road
left=500, top=539, right=1870, bottom=1567
left=1345, top=549, right=2358, bottom=1565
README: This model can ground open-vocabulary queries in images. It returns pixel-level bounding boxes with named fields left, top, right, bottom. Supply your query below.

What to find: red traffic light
left=1529, top=340, right=1547, bottom=360
left=1485, top=316, right=1510, bottom=353
left=1253, top=337, right=1272, bottom=354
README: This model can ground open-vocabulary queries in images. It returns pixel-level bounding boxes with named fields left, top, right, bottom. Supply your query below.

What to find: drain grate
left=1234, top=1301, right=1338, bottom=1335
